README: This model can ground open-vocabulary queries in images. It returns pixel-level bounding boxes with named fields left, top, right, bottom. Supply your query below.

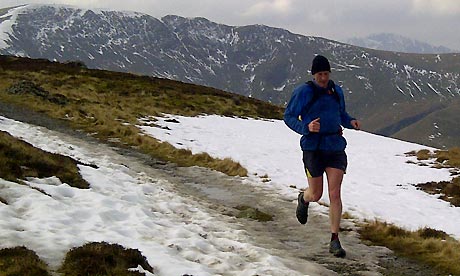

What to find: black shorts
left=302, top=150, right=347, bottom=178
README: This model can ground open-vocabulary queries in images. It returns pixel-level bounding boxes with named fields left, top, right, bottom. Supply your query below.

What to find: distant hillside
left=1, top=5, right=460, bottom=148
left=0, top=54, right=283, bottom=176
left=346, top=33, right=458, bottom=54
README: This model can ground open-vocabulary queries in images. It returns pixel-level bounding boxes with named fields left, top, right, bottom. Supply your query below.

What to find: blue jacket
left=284, top=81, right=355, bottom=151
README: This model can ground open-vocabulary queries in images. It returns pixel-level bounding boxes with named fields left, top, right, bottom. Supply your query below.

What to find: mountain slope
left=346, top=33, right=458, bottom=54
left=1, top=5, right=460, bottom=148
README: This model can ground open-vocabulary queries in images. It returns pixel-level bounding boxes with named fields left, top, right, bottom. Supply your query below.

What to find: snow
left=427, top=82, right=443, bottom=97
left=2, top=109, right=460, bottom=274
left=273, top=84, right=286, bottom=91
left=396, top=85, right=406, bottom=96
left=0, top=5, right=28, bottom=49
left=138, top=114, right=459, bottom=239
left=0, top=116, right=308, bottom=275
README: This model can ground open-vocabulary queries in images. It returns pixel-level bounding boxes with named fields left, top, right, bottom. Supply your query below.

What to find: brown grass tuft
left=59, top=242, right=153, bottom=276
left=416, top=149, right=432, bottom=160
left=0, top=130, right=90, bottom=188
left=0, top=246, right=51, bottom=276
left=359, top=220, right=460, bottom=275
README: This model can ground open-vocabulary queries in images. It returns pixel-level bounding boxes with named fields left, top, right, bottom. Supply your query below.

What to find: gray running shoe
left=329, top=239, right=346, bottom=258
left=296, top=192, right=309, bottom=224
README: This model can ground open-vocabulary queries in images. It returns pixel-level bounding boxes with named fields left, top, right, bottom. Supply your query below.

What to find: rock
left=5, top=80, right=69, bottom=105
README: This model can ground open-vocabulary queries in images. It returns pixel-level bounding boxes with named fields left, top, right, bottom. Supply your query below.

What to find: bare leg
left=303, top=175, right=323, bottom=202
left=325, top=167, right=344, bottom=233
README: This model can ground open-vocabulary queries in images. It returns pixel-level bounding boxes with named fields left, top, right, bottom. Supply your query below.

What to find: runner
left=284, top=54, right=361, bottom=257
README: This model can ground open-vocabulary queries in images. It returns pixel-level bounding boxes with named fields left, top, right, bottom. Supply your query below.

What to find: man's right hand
left=308, top=117, right=320, bottom=132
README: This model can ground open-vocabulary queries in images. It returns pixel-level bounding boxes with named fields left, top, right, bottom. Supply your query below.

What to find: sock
left=331, top=233, right=339, bottom=241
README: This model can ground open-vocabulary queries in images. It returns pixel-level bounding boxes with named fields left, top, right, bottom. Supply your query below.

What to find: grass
left=0, top=246, right=51, bottom=276
left=359, top=220, right=460, bottom=275
left=59, top=242, right=153, bottom=276
left=416, top=149, right=432, bottom=160
left=0, top=130, right=89, bottom=188
left=435, top=147, right=460, bottom=167
left=405, top=148, right=460, bottom=206
left=0, top=55, right=284, bottom=176
left=415, top=177, right=460, bottom=206
left=359, top=147, right=460, bottom=274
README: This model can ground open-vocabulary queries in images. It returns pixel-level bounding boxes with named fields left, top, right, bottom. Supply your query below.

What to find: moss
left=235, top=205, right=273, bottom=222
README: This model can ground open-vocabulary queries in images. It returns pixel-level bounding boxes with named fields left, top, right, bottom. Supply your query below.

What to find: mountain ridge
left=346, top=33, right=458, bottom=54
left=1, top=4, right=460, bottom=148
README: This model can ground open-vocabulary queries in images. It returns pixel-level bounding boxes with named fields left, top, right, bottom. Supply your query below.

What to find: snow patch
left=137, top=114, right=459, bottom=239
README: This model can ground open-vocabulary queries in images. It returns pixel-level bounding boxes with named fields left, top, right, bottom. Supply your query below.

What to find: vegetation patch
left=0, top=130, right=89, bottom=188
left=406, top=148, right=460, bottom=169
left=434, top=147, right=460, bottom=168
left=0, top=55, right=284, bottom=176
left=59, top=242, right=153, bottom=276
left=416, top=149, right=432, bottom=160
left=259, top=174, right=271, bottom=183
left=415, top=177, right=460, bottom=207
left=0, top=246, right=51, bottom=276
left=406, top=148, right=460, bottom=207
left=235, top=205, right=273, bottom=222
left=359, top=220, right=460, bottom=275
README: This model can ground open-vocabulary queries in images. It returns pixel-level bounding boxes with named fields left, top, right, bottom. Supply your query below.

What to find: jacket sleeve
left=284, top=85, right=313, bottom=135
left=336, top=86, right=356, bottom=129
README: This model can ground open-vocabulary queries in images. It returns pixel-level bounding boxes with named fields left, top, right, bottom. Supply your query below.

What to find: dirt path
left=118, top=149, right=445, bottom=276
left=0, top=102, right=443, bottom=276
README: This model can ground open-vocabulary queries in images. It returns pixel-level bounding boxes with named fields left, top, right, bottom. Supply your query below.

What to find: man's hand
left=308, top=118, right=321, bottom=132
left=351, top=119, right=361, bottom=130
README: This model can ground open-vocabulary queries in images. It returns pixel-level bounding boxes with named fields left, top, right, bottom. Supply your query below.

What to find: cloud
left=411, top=0, right=460, bottom=15
left=243, top=0, right=294, bottom=16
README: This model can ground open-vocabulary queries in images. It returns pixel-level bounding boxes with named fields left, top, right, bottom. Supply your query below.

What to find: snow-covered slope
left=138, top=114, right=458, bottom=238
left=0, top=115, right=321, bottom=275
left=1, top=113, right=459, bottom=275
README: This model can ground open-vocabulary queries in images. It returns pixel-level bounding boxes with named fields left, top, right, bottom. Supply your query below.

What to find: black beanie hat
left=311, top=55, right=331, bottom=75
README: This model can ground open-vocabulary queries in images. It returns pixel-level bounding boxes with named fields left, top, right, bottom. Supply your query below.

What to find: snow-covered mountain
left=1, top=4, right=460, bottom=148
left=346, top=33, right=457, bottom=54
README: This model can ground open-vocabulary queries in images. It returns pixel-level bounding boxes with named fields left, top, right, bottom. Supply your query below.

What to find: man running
left=284, top=54, right=361, bottom=257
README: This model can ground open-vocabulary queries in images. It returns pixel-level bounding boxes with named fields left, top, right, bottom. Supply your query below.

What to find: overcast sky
left=1, top=0, right=459, bottom=51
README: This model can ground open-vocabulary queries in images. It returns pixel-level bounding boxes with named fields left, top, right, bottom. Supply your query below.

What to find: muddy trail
left=0, top=103, right=444, bottom=276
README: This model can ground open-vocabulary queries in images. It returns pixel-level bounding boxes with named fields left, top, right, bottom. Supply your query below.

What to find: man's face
left=313, top=71, right=330, bottom=88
